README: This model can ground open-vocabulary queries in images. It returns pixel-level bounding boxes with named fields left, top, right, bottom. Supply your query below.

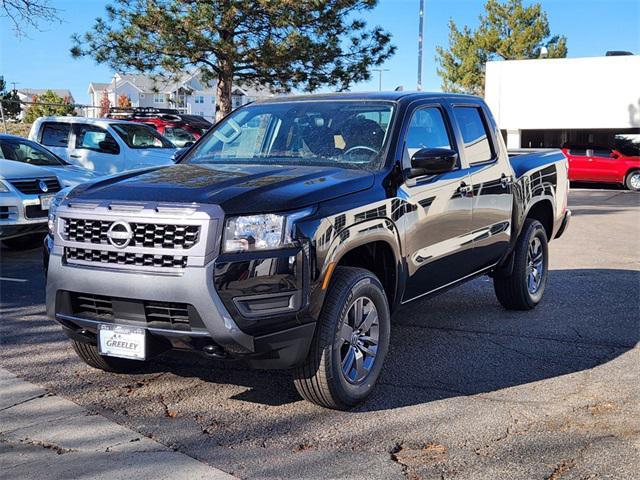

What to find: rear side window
left=41, top=123, right=71, bottom=147
left=405, top=107, right=452, bottom=159
left=568, top=149, right=586, bottom=156
left=453, top=107, right=494, bottom=165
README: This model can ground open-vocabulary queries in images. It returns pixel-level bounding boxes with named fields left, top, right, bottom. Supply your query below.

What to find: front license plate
left=98, top=324, right=146, bottom=360
left=40, top=194, right=55, bottom=210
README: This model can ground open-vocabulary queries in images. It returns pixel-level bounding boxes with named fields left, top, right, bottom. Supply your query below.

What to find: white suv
left=29, top=117, right=176, bottom=175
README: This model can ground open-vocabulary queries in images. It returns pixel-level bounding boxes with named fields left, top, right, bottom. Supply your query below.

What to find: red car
left=108, top=108, right=211, bottom=147
left=562, top=146, right=640, bottom=191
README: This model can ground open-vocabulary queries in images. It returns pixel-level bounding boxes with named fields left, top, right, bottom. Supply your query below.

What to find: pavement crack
left=0, top=392, right=48, bottom=412
left=18, top=437, right=77, bottom=455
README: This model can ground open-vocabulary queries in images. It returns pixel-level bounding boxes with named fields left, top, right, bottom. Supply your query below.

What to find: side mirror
left=172, top=148, right=187, bottom=162
left=610, top=151, right=620, bottom=159
left=98, top=140, right=119, bottom=154
left=586, top=148, right=594, bottom=157
left=408, top=148, right=458, bottom=177
left=183, top=141, right=194, bottom=148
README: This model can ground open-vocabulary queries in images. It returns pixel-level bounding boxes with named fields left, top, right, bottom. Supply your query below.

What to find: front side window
left=75, top=124, right=120, bottom=154
left=453, top=106, right=494, bottom=165
left=0, top=138, right=66, bottom=166
left=404, top=107, right=452, bottom=159
left=185, top=101, right=395, bottom=171
left=112, top=123, right=175, bottom=149
left=593, top=148, right=613, bottom=158
left=164, top=127, right=197, bottom=147
left=41, top=122, right=71, bottom=147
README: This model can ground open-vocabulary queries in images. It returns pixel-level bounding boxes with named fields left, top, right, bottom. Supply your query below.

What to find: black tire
left=293, top=267, right=390, bottom=410
left=494, top=219, right=549, bottom=310
left=71, top=340, right=145, bottom=373
left=2, top=233, right=45, bottom=250
left=625, top=170, right=640, bottom=191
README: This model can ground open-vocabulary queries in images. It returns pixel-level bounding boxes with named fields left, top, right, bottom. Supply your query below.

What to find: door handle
left=69, top=154, right=81, bottom=159
left=458, top=182, right=473, bottom=196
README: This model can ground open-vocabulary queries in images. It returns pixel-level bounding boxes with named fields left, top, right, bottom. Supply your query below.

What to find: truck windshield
left=184, top=101, right=395, bottom=170
left=112, top=123, right=175, bottom=149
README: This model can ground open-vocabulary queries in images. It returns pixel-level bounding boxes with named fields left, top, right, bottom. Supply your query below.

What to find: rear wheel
left=71, top=340, right=146, bottom=373
left=494, top=219, right=548, bottom=310
left=625, top=170, right=640, bottom=191
left=293, top=267, right=390, bottom=409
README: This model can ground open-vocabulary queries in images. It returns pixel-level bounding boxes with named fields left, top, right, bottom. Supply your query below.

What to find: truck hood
left=68, top=163, right=375, bottom=214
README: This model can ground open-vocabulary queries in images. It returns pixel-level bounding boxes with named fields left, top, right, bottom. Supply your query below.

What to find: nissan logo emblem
left=38, top=180, right=49, bottom=193
left=106, top=221, right=133, bottom=248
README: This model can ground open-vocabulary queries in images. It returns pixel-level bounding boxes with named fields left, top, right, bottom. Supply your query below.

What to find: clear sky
left=1, top=0, right=639, bottom=105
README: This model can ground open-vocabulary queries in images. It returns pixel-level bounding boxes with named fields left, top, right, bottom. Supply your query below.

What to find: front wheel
left=494, top=219, right=549, bottom=310
left=625, top=170, right=640, bottom=191
left=293, top=267, right=390, bottom=409
left=71, top=340, right=146, bottom=373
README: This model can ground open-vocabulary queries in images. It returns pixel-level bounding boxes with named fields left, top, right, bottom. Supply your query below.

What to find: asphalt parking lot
left=1, top=188, right=638, bottom=480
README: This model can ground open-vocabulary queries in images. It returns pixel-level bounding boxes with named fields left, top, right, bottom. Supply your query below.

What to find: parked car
left=562, top=145, right=640, bottom=191
left=0, top=161, right=59, bottom=248
left=45, top=92, right=570, bottom=409
left=0, top=134, right=99, bottom=187
left=108, top=108, right=212, bottom=147
left=29, top=117, right=176, bottom=175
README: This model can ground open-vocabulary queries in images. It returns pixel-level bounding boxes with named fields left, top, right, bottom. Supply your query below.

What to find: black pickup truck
left=46, top=92, right=570, bottom=409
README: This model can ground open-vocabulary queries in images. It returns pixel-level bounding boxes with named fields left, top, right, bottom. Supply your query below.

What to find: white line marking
left=0, top=277, right=28, bottom=283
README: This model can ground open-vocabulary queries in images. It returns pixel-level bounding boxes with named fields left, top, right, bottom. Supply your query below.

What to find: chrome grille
left=63, top=218, right=200, bottom=249
left=9, top=177, right=61, bottom=195
left=65, top=247, right=188, bottom=268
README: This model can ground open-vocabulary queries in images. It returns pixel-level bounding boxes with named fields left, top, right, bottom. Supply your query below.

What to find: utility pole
left=417, top=0, right=425, bottom=91
left=372, top=68, right=390, bottom=91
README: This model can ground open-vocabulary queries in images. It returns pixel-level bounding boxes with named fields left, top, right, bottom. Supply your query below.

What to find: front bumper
left=0, top=193, right=49, bottom=240
left=47, top=247, right=315, bottom=369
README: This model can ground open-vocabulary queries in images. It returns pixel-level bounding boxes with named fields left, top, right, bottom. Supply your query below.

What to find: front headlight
left=222, top=209, right=312, bottom=253
left=48, top=187, right=72, bottom=234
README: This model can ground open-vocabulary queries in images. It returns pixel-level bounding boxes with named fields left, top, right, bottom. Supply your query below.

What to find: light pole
left=372, top=68, right=390, bottom=91
left=417, top=0, right=425, bottom=91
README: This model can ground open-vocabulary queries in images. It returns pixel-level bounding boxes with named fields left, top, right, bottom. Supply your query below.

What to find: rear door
left=450, top=102, right=512, bottom=270
left=38, top=122, right=72, bottom=161
left=567, top=148, right=590, bottom=181
left=399, top=101, right=475, bottom=301
left=69, top=124, right=122, bottom=173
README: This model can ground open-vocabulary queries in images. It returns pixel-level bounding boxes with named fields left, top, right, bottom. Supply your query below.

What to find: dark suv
left=46, top=92, right=570, bottom=409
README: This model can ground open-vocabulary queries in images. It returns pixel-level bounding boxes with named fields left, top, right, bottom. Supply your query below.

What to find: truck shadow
left=155, top=267, right=639, bottom=410
left=1, top=266, right=637, bottom=411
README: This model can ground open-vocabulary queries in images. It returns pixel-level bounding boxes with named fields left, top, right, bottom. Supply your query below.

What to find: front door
left=566, top=148, right=590, bottom=181
left=400, top=103, right=474, bottom=302
left=70, top=124, right=122, bottom=174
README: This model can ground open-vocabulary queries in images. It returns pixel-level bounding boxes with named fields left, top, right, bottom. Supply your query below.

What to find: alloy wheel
left=629, top=172, right=640, bottom=191
left=339, top=296, right=379, bottom=384
left=527, top=236, right=544, bottom=294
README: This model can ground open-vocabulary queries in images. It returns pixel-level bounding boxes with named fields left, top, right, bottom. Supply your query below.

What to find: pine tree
left=71, top=0, right=395, bottom=120
left=436, top=0, right=567, bottom=96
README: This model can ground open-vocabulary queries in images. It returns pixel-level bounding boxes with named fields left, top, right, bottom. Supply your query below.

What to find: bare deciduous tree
left=1, top=0, right=60, bottom=36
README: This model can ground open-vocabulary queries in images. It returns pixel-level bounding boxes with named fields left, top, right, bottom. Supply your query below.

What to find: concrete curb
left=0, top=368, right=238, bottom=480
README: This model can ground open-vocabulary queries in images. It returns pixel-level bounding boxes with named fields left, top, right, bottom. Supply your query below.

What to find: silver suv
left=0, top=159, right=63, bottom=248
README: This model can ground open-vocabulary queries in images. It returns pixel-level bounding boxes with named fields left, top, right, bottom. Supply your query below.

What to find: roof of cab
left=255, top=91, right=481, bottom=104
left=32, top=116, right=142, bottom=126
